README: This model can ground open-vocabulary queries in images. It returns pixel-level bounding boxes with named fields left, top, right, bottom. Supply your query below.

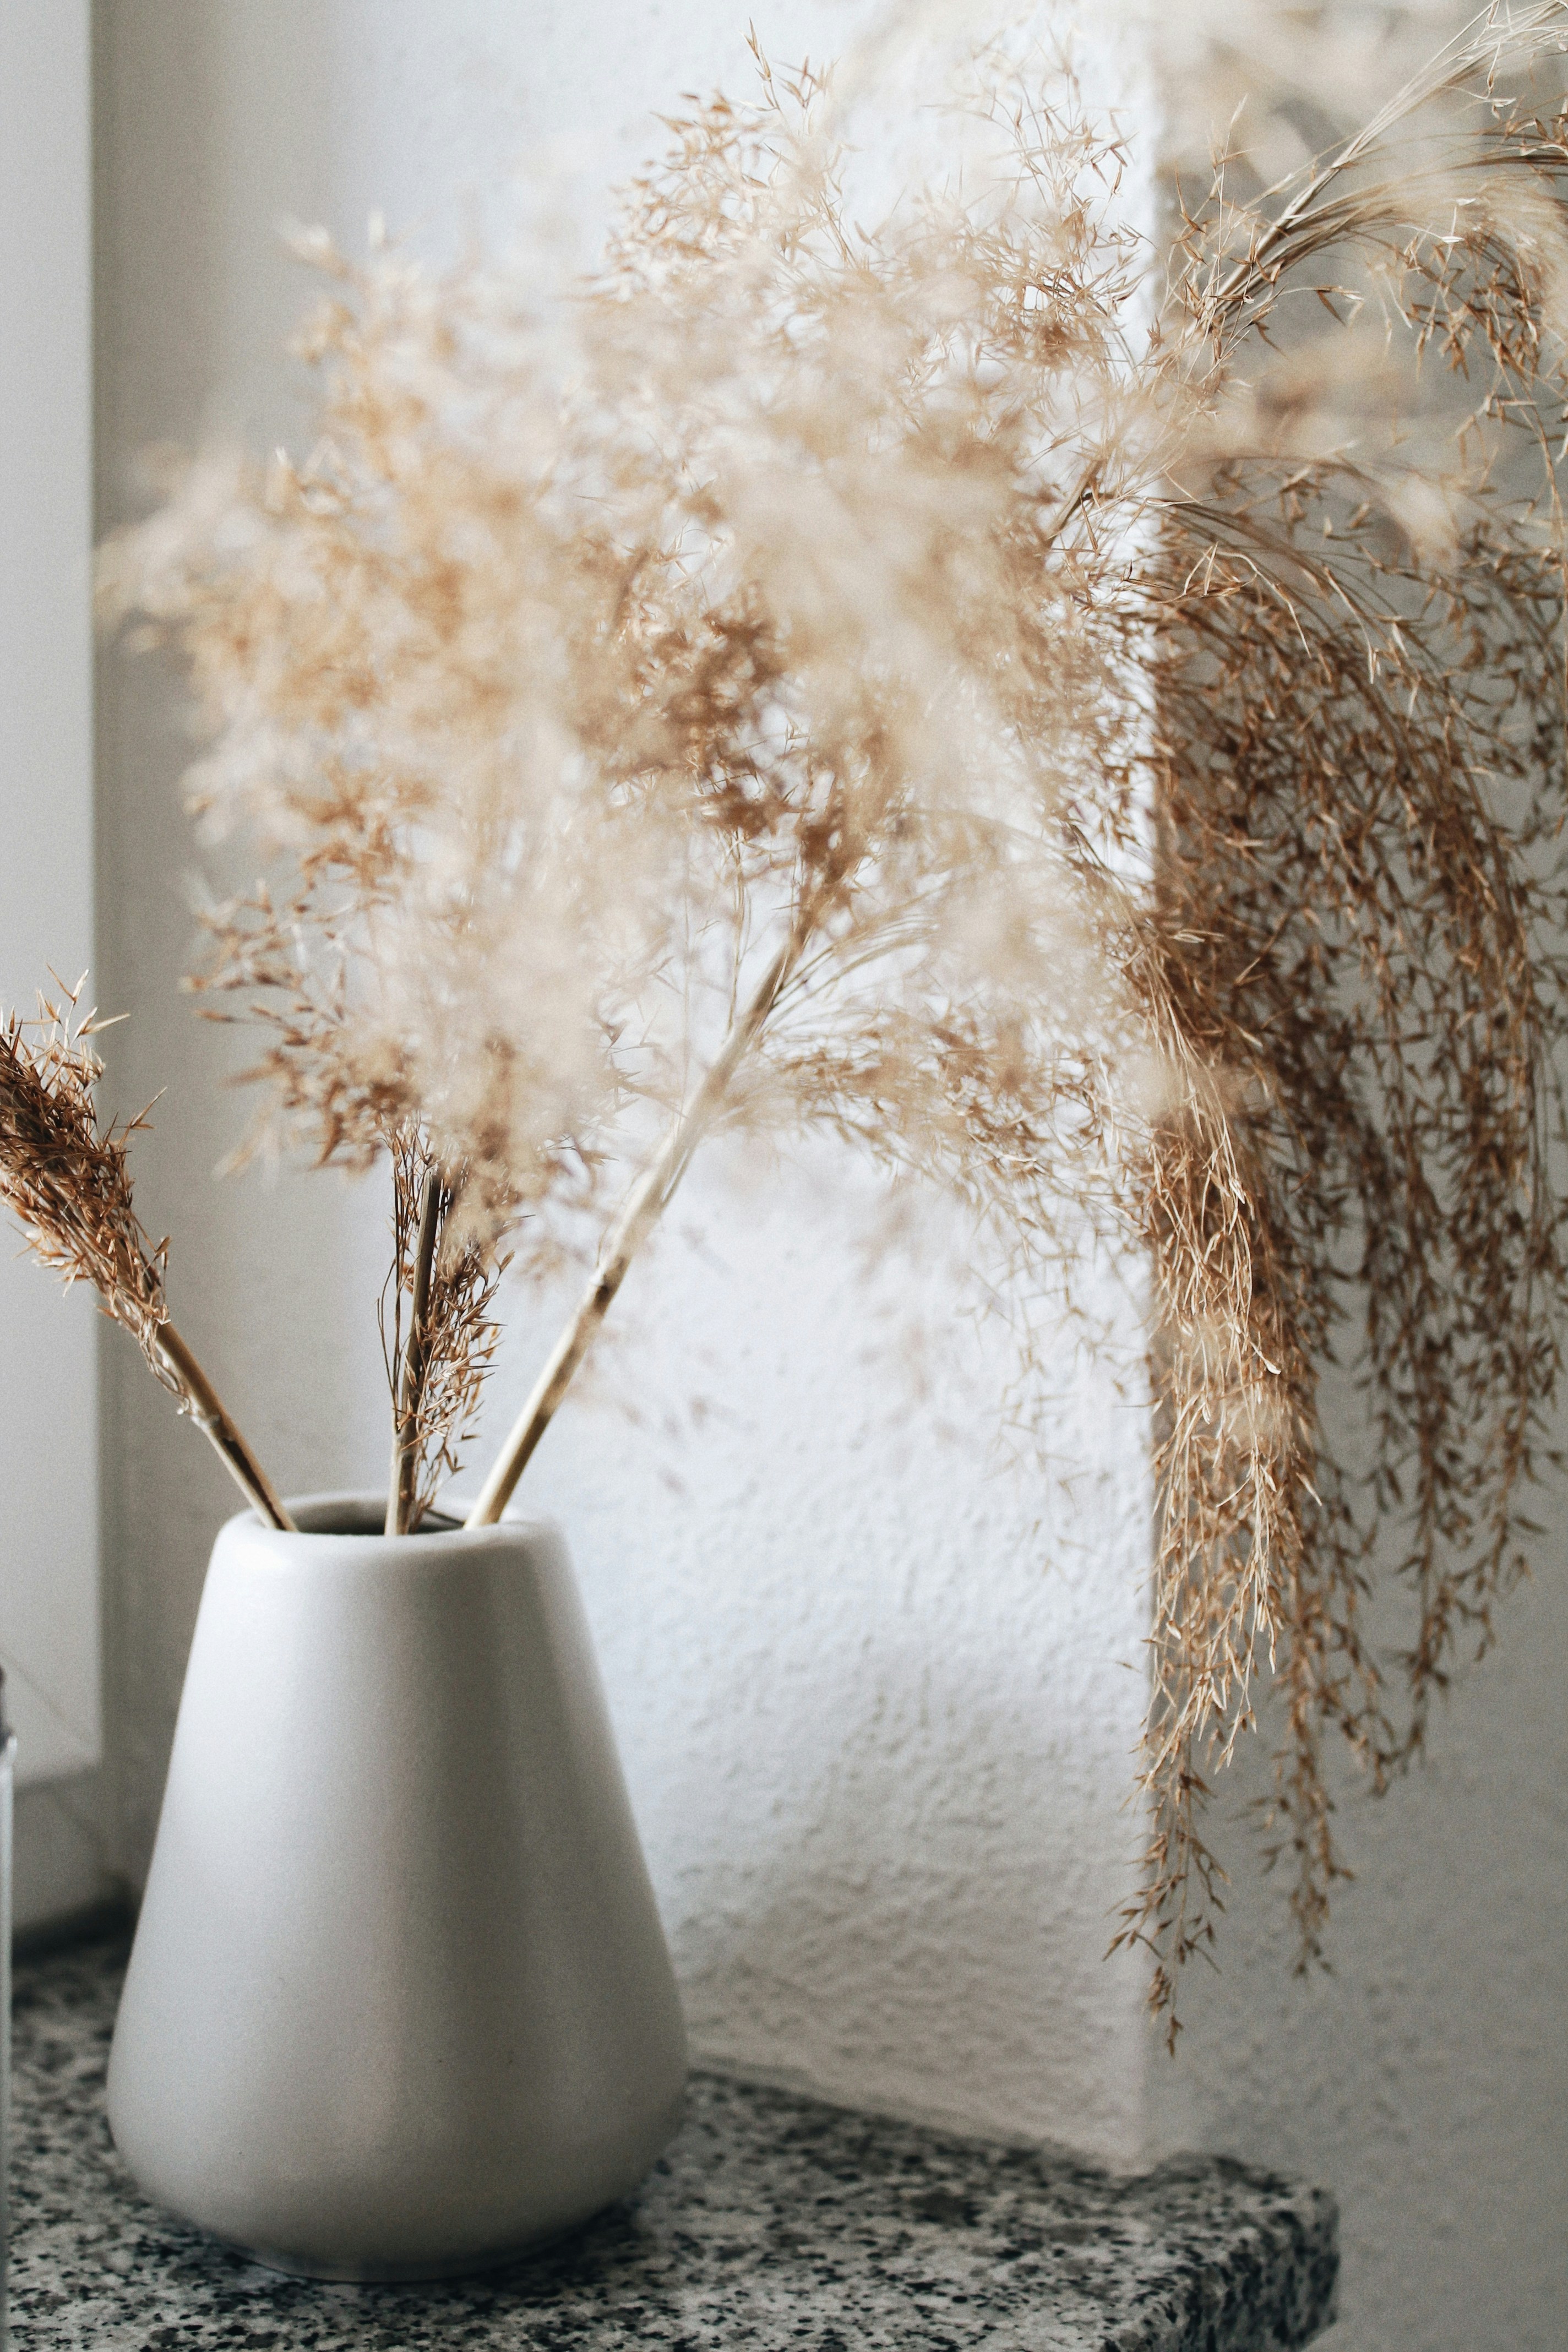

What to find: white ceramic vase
left=106, top=1495, right=688, bottom=2282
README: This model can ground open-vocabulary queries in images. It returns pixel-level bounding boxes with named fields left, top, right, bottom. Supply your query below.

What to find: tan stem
left=387, top=1170, right=442, bottom=1537
left=465, top=917, right=812, bottom=1529
left=155, top=1320, right=296, bottom=1532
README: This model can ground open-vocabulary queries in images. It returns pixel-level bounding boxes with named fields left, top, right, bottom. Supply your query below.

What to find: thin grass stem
left=465, top=920, right=809, bottom=1528
left=155, top=1321, right=296, bottom=1532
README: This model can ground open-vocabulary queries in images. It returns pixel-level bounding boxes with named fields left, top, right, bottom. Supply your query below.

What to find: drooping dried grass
left=98, top=9, right=1568, bottom=2026
left=1112, top=6, right=1568, bottom=2024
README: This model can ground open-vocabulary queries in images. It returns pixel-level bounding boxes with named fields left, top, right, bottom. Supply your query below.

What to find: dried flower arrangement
left=2, top=4, right=1560, bottom=2029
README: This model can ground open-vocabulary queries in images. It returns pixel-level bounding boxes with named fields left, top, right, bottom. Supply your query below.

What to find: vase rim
left=231, top=1490, right=557, bottom=1549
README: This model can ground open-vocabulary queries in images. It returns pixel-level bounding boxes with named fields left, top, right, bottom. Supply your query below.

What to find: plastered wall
left=90, top=6, right=1565, bottom=2346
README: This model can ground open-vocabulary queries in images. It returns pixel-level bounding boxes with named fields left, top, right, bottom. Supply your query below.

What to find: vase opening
left=282, top=1495, right=463, bottom=1538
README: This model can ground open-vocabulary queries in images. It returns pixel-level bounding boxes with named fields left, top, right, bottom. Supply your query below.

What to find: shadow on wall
left=94, top=0, right=393, bottom=1874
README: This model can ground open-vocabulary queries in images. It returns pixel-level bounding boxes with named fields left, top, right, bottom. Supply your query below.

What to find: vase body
left=106, top=1495, right=687, bottom=2282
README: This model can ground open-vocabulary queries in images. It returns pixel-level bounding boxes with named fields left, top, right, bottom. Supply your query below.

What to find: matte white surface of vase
left=106, top=1495, right=688, bottom=2282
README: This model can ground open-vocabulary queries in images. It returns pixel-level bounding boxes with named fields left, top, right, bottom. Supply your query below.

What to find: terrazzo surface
left=12, top=1934, right=1337, bottom=2350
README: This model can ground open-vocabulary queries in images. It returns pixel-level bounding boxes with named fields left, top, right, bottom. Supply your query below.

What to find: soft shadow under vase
left=107, top=1495, right=688, bottom=2281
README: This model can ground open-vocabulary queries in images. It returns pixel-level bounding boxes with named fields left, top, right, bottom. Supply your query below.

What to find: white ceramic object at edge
left=106, top=1495, right=689, bottom=2282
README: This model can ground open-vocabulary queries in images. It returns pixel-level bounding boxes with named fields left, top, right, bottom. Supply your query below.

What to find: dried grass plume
left=0, top=984, right=293, bottom=1529
left=93, top=7, right=1568, bottom=2030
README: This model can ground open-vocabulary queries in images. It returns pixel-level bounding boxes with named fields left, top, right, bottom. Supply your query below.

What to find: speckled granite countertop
left=12, top=1934, right=1336, bottom=2350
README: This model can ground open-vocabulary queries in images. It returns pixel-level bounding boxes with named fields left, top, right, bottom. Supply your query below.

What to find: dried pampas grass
left=91, top=7, right=1568, bottom=2029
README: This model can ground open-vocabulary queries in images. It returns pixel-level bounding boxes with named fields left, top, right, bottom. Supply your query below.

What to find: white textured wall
left=519, top=1153, right=1156, bottom=2158
left=90, top=5, right=1566, bottom=2346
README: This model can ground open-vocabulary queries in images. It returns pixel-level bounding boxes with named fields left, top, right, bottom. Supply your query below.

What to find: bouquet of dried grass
left=63, top=4, right=1568, bottom=2026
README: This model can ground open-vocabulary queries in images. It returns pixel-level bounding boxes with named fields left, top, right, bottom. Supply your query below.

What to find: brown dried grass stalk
left=0, top=986, right=293, bottom=1529
left=97, top=8, right=1568, bottom=2026
left=379, top=1127, right=505, bottom=1533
